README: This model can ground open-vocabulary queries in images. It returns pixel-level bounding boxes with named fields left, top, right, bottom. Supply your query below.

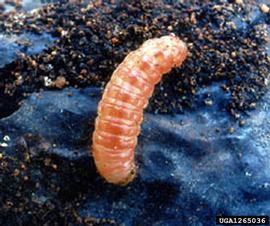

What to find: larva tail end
left=117, top=166, right=137, bottom=186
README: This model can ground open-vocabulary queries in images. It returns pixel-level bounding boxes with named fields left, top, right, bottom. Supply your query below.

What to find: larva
left=92, top=34, right=188, bottom=185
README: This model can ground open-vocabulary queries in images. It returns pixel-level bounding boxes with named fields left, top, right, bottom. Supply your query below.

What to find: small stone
left=260, top=4, right=269, bottom=13
left=212, top=5, right=222, bottom=11
left=249, top=102, right=256, bottom=109
left=86, top=21, right=92, bottom=27
left=54, top=76, right=67, bottom=89
left=13, top=169, right=20, bottom=177
left=80, top=69, right=88, bottom=75
left=3, top=135, right=10, bottom=142
left=20, top=163, right=26, bottom=170
left=228, top=127, right=235, bottom=134
left=190, top=12, right=197, bottom=24
left=227, top=21, right=236, bottom=30
left=239, top=120, right=246, bottom=127
left=44, top=76, right=53, bottom=87
left=231, top=52, right=237, bottom=58
left=0, top=143, right=8, bottom=148
left=51, top=51, right=57, bottom=56
left=52, top=164, right=58, bottom=170
left=111, top=37, right=119, bottom=44
left=204, top=98, right=213, bottom=106
left=44, top=158, right=51, bottom=166
left=264, top=78, right=269, bottom=86
left=235, top=0, right=243, bottom=5
left=167, top=25, right=173, bottom=31
left=61, top=30, right=68, bottom=37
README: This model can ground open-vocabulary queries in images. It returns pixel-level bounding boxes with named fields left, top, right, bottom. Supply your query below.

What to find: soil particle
left=235, top=0, right=243, bottom=6
left=52, top=76, right=67, bottom=89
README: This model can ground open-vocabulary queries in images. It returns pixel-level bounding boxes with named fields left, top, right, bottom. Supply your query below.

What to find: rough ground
left=0, top=0, right=269, bottom=118
left=0, top=0, right=270, bottom=225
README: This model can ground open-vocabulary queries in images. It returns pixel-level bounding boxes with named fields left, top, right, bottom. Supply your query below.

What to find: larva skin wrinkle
left=92, top=35, right=188, bottom=185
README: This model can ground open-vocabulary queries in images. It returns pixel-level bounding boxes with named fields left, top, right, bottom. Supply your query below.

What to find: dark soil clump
left=0, top=0, right=269, bottom=118
left=0, top=133, right=118, bottom=225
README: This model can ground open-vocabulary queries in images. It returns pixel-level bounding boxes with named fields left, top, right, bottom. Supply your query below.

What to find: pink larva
left=92, top=34, right=188, bottom=185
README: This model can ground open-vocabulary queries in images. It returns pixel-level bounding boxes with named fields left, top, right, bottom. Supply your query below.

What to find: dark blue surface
left=0, top=33, right=55, bottom=68
left=0, top=85, right=269, bottom=225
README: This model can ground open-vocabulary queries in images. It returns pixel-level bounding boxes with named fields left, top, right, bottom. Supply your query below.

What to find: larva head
left=140, top=34, right=187, bottom=73
left=159, top=34, right=188, bottom=68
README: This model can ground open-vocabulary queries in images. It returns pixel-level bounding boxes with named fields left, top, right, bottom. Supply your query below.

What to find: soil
left=0, top=0, right=269, bottom=118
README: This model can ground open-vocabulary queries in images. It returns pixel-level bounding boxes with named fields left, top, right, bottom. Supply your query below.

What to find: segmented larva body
left=92, top=34, right=188, bottom=185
